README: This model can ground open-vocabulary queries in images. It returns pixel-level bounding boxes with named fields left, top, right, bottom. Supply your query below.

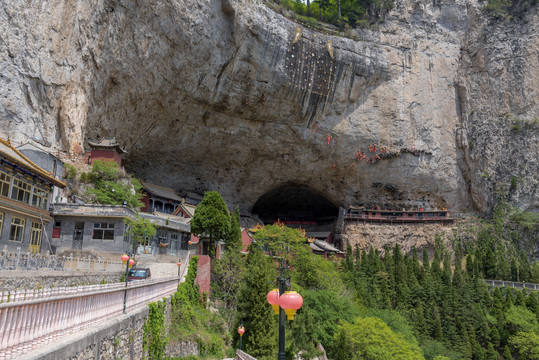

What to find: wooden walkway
left=484, top=279, right=539, bottom=291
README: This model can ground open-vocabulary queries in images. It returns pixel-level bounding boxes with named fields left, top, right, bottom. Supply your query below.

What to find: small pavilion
left=86, top=137, right=127, bottom=166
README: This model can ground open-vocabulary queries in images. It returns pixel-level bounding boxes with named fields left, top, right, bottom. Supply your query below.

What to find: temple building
left=17, top=142, right=64, bottom=204
left=86, top=137, right=127, bottom=166
left=140, top=181, right=183, bottom=215
left=50, top=204, right=190, bottom=256
left=0, top=139, right=66, bottom=253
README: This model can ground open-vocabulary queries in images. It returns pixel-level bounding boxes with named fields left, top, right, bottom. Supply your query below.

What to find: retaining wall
left=22, top=304, right=149, bottom=360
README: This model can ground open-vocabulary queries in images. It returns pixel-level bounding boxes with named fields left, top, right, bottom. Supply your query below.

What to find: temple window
left=9, top=217, right=25, bottom=242
left=11, top=178, right=32, bottom=204
left=0, top=171, right=11, bottom=197
left=93, top=222, right=115, bottom=240
left=32, top=186, right=49, bottom=210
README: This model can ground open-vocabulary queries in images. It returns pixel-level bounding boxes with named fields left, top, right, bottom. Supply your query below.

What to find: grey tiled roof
left=309, top=240, right=343, bottom=254
left=140, top=181, right=183, bottom=202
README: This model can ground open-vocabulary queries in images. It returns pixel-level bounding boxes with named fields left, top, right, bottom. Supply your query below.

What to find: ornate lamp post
left=238, top=324, right=245, bottom=351
left=121, top=254, right=135, bottom=314
left=267, top=258, right=303, bottom=360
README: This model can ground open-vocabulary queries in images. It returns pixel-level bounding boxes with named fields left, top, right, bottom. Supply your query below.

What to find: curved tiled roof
left=0, top=139, right=66, bottom=188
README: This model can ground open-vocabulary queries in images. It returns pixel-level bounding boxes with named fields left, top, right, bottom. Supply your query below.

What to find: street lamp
left=177, top=261, right=181, bottom=284
left=238, top=324, right=245, bottom=351
left=267, top=258, right=303, bottom=360
left=121, top=254, right=135, bottom=314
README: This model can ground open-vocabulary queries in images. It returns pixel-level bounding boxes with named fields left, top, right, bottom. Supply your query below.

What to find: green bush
left=485, top=0, right=512, bottom=18
left=306, top=16, right=319, bottom=28
left=63, top=163, right=77, bottom=180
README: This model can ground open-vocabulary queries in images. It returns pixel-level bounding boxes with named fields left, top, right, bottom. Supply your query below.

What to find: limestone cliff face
left=0, top=0, right=537, bottom=213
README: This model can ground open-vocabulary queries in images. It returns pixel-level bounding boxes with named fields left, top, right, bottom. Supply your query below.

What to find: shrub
left=485, top=0, right=512, bottom=18
left=306, top=16, right=319, bottom=28
left=63, top=163, right=77, bottom=180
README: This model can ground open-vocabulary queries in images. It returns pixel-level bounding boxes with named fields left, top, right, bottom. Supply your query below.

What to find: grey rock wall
left=0, top=0, right=537, bottom=213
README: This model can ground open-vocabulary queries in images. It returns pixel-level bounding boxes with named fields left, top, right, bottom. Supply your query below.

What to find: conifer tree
left=466, top=253, right=475, bottom=277
left=511, top=257, right=519, bottom=281
left=423, top=248, right=430, bottom=273
left=345, top=243, right=354, bottom=272
left=485, top=343, right=498, bottom=360
left=333, top=327, right=353, bottom=360
left=191, top=191, right=231, bottom=258
left=236, top=247, right=276, bottom=358
left=503, top=345, right=513, bottom=360
left=226, top=206, right=242, bottom=251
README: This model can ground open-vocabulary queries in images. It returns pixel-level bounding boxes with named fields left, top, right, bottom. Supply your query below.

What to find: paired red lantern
left=279, top=291, right=303, bottom=320
left=121, top=254, right=129, bottom=263
left=128, top=259, right=135, bottom=268
left=238, top=326, right=245, bottom=336
left=266, top=288, right=280, bottom=315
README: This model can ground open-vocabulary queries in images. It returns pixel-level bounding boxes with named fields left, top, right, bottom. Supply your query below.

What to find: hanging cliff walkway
left=484, top=279, right=539, bottom=291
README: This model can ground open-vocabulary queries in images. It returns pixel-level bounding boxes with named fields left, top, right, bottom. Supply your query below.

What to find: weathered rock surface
left=0, top=0, right=537, bottom=213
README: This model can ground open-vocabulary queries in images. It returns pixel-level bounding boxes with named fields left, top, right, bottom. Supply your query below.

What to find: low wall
left=0, top=271, right=121, bottom=292
left=22, top=303, right=150, bottom=360
left=0, top=277, right=179, bottom=358
left=0, top=248, right=123, bottom=273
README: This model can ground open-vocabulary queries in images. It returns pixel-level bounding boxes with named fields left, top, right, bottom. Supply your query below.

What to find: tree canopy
left=190, top=191, right=231, bottom=257
left=337, top=317, right=425, bottom=360
left=124, top=215, right=157, bottom=251
left=81, top=159, right=144, bottom=208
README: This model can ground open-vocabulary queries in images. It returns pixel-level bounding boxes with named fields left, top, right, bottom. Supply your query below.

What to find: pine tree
left=345, top=243, right=354, bottom=272
left=466, top=253, right=475, bottom=277
left=226, top=206, right=242, bottom=251
left=236, top=247, right=276, bottom=358
left=519, top=252, right=531, bottom=282
left=503, top=345, right=513, bottom=360
left=431, top=306, right=443, bottom=340
left=333, top=327, right=353, bottom=360
left=511, top=257, right=519, bottom=281
left=483, top=245, right=497, bottom=279
left=191, top=191, right=231, bottom=258
left=485, top=343, right=497, bottom=360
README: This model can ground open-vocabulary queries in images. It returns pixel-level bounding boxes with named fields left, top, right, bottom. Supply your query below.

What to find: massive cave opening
left=251, top=186, right=339, bottom=227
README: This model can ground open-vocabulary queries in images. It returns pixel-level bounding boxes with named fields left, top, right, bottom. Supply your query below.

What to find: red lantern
left=266, top=288, right=280, bottom=315
left=128, top=259, right=135, bottom=268
left=279, top=291, right=303, bottom=320
left=188, top=240, right=193, bottom=245
left=121, top=254, right=129, bottom=263
left=238, top=326, right=245, bottom=336
left=177, top=262, right=181, bottom=267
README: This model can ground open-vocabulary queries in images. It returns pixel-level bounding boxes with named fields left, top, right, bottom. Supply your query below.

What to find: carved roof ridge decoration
left=87, top=137, right=127, bottom=154
left=172, top=200, right=197, bottom=218
left=0, top=138, right=66, bottom=188
left=140, top=180, right=183, bottom=202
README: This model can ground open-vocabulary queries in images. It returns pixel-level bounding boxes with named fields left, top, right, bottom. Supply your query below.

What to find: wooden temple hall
left=344, top=206, right=453, bottom=226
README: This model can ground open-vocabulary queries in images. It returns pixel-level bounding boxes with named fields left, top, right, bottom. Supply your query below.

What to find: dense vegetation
left=266, top=0, right=538, bottom=33
left=168, top=256, right=233, bottom=359
left=163, top=194, right=538, bottom=359
left=266, top=0, right=394, bottom=29
left=63, top=159, right=144, bottom=208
